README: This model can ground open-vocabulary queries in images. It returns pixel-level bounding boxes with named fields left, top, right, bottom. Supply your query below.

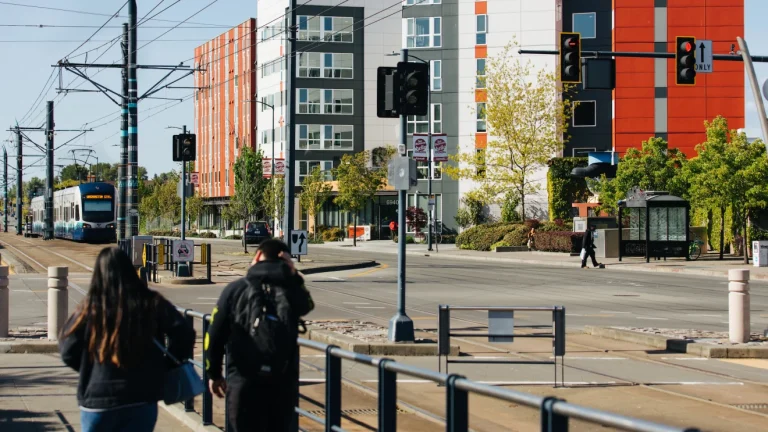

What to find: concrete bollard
left=0, top=266, right=8, bottom=337
left=47, top=266, right=68, bottom=341
left=728, top=269, right=750, bottom=343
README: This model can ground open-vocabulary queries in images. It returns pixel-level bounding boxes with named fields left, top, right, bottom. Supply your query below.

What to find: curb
left=158, top=403, right=222, bottom=432
left=0, top=341, right=59, bottom=354
left=585, top=326, right=768, bottom=359
left=300, top=260, right=378, bottom=275
left=159, top=276, right=214, bottom=285
left=307, top=329, right=460, bottom=356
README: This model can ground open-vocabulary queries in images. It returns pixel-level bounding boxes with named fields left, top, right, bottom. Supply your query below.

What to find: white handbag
left=580, top=248, right=587, bottom=260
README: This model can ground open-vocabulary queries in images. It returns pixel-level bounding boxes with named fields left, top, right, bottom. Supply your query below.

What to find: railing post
left=325, top=345, right=341, bottom=432
left=201, top=314, right=213, bottom=424
left=540, top=397, right=568, bottom=432
left=438, top=305, right=450, bottom=374
left=378, top=359, right=396, bottom=432
left=183, top=312, right=195, bottom=413
left=47, top=266, right=68, bottom=341
left=446, top=374, right=468, bottom=432
left=206, top=243, right=212, bottom=283
left=0, top=265, right=8, bottom=337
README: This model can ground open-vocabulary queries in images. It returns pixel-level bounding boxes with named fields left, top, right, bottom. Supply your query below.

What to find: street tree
left=262, top=175, right=285, bottom=236
left=445, top=42, right=574, bottom=219
left=598, top=137, right=688, bottom=215
left=185, top=190, right=204, bottom=232
left=333, top=150, right=386, bottom=247
left=224, top=147, right=267, bottom=252
left=59, top=164, right=89, bottom=182
left=299, top=167, right=333, bottom=240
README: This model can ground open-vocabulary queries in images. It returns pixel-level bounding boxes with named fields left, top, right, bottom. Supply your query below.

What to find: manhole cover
left=731, top=403, right=768, bottom=413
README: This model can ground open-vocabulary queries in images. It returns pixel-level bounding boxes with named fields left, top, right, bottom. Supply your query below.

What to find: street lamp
left=245, top=99, right=278, bottom=237
left=387, top=52, right=435, bottom=251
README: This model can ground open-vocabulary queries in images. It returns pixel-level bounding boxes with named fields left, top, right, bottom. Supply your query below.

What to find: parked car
left=243, top=221, right=271, bottom=245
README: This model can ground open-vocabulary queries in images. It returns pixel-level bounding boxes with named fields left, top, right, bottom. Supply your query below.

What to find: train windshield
left=82, top=194, right=114, bottom=223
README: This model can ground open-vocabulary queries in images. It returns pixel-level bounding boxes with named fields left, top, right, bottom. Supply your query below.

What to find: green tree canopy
left=299, top=167, right=333, bottom=239
left=333, top=150, right=386, bottom=246
left=224, top=147, right=267, bottom=252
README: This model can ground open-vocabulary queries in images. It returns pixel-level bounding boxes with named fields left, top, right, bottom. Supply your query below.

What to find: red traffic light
left=680, top=41, right=693, bottom=52
left=563, top=37, right=578, bottom=49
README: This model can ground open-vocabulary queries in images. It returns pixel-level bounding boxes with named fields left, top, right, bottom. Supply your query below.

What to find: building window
left=298, top=88, right=322, bottom=114
left=476, top=15, right=487, bottom=45
left=323, top=89, right=353, bottom=114
left=225, top=169, right=229, bottom=186
left=573, top=13, right=596, bottom=39
left=261, top=58, right=282, bottom=77
left=298, top=16, right=353, bottom=42
left=405, top=17, right=441, bottom=48
left=298, top=53, right=354, bottom=79
left=407, top=103, right=442, bottom=134
left=405, top=0, right=441, bottom=4
left=476, top=59, right=486, bottom=89
left=476, top=149, right=486, bottom=178
left=431, top=60, right=442, bottom=91
left=234, top=75, right=238, bottom=87
left=299, top=160, right=334, bottom=183
left=298, top=125, right=354, bottom=150
left=407, top=150, right=443, bottom=180
left=573, top=100, right=596, bottom=127
left=476, top=103, right=487, bottom=132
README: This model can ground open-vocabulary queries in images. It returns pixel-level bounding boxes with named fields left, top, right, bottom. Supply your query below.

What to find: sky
left=0, top=0, right=255, bottom=180
left=1, top=0, right=766, bottom=180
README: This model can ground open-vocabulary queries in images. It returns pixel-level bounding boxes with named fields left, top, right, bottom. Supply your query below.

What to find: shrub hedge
left=534, top=231, right=583, bottom=253
left=502, top=225, right=529, bottom=246
left=455, top=223, right=520, bottom=251
left=321, top=227, right=344, bottom=242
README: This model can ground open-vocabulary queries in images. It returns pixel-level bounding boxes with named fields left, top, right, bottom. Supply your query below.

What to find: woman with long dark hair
left=59, top=247, right=195, bottom=431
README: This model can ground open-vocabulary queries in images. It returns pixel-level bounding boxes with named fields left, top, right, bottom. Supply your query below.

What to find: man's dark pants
left=581, top=247, right=599, bottom=268
left=226, top=372, right=298, bottom=432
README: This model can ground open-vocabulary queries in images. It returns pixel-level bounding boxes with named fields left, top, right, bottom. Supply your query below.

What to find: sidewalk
left=0, top=353, right=190, bottom=431
left=312, top=240, right=768, bottom=280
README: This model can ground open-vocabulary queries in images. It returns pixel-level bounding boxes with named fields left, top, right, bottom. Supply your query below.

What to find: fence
left=175, top=307, right=700, bottom=432
left=438, top=305, right=566, bottom=386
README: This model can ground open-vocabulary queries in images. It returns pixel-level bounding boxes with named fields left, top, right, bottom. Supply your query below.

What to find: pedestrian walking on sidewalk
left=59, top=247, right=196, bottom=432
left=205, top=239, right=315, bottom=432
left=580, top=225, right=602, bottom=269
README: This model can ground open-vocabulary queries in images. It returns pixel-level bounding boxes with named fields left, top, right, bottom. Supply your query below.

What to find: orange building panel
left=614, top=8, right=654, bottom=28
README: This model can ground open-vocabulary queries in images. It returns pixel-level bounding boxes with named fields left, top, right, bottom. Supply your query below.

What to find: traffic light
left=172, top=134, right=196, bottom=162
left=397, top=61, right=429, bottom=116
left=676, top=36, right=696, bottom=86
left=377, top=66, right=400, bottom=118
left=559, top=32, right=581, bottom=83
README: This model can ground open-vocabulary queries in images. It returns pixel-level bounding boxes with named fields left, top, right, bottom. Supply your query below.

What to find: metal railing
left=174, top=307, right=700, bottom=432
left=438, top=305, right=566, bottom=386
left=137, top=239, right=212, bottom=282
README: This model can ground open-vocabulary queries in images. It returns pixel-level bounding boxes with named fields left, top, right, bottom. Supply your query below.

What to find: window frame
left=431, top=60, right=442, bottom=91
left=406, top=149, right=443, bottom=180
left=476, top=102, right=487, bottom=132
left=297, top=124, right=354, bottom=150
left=405, top=17, right=442, bottom=48
left=476, top=14, right=488, bottom=45
left=404, top=0, right=441, bottom=4
left=407, top=103, right=442, bottom=135
left=572, top=100, right=597, bottom=128
left=298, top=160, right=334, bottom=183
left=323, top=89, right=354, bottom=115
left=572, top=12, right=597, bottom=39
left=297, top=15, right=354, bottom=43
left=476, top=59, right=486, bottom=89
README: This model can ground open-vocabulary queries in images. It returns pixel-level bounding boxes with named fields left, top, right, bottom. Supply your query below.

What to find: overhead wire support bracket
left=62, top=66, right=123, bottom=105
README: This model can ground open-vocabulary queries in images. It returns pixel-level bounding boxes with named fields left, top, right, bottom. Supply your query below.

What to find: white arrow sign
left=695, top=39, right=713, bottom=74
left=290, top=230, right=308, bottom=256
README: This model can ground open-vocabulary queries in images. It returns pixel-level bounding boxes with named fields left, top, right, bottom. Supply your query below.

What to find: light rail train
left=30, top=182, right=116, bottom=243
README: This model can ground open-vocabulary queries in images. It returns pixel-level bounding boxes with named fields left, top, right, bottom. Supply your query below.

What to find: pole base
left=177, top=263, right=191, bottom=277
left=388, top=313, right=415, bottom=342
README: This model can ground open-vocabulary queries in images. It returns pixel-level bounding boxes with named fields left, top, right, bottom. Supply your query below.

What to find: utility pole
left=426, top=64, right=433, bottom=252
left=3, top=148, right=7, bottom=233
left=15, top=130, right=21, bottom=236
left=44, top=101, right=54, bottom=240
left=118, top=22, right=128, bottom=241
left=389, top=48, right=415, bottom=343
left=284, top=0, right=297, bottom=248
left=126, top=0, right=139, bottom=238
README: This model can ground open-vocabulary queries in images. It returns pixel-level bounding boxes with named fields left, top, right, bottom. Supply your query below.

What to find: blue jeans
left=80, top=403, right=158, bottom=432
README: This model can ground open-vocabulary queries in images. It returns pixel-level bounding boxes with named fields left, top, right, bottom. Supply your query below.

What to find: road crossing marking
left=356, top=306, right=385, bottom=309
left=660, top=357, right=708, bottom=361
left=636, top=316, right=668, bottom=320
left=343, top=302, right=369, bottom=305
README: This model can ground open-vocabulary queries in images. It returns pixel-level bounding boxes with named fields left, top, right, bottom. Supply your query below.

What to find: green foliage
left=333, top=150, right=386, bottom=246
left=185, top=191, right=204, bottom=229
left=393, top=235, right=415, bottom=244
left=491, top=240, right=512, bottom=250
left=710, top=207, right=734, bottom=253
left=455, top=223, right=520, bottom=251
left=534, top=231, right=584, bottom=253
left=262, top=175, right=285, bottom=229
left=500, top=191, right=521, bottom=223
left=299, top=167, right=333, bottom=240
left=455, top=191, right=487, bottom=229
left=502, top=225, right=529, bottom=246
left=321, top=227, right=344, bottom=242
left=547, top=157, right=589, bottom=220
left=599, top=137, right=687, bottom=215
left=224, top=147, right=268, bottom=251
left=406, top=206, right=428, bottom=236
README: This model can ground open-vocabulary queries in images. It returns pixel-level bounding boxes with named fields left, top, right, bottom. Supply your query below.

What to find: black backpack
left=232, top=277, right=303, bottom=376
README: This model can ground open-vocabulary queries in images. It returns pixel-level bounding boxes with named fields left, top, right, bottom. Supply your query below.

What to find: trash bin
left=752, top=241, right=768, bottom=267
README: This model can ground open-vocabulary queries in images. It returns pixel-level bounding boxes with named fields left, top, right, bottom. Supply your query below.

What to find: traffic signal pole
left=178, top=125, right=190, bottom=277
left=389, top=48, right=415, bottom=343
left=284, top=0, right=298, bottom=249
left=45, top=101, right=54, bottom=241
left=738, top=37, right=768, bottom=154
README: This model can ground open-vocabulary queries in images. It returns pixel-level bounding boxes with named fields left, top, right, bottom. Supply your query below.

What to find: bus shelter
left=618, top=188, right=690, bottom=263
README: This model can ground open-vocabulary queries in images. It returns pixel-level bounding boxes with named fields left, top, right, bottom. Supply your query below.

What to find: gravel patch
left=614, top=327, right=768, bottom=346
left=307, top=320, right=435, bottom=344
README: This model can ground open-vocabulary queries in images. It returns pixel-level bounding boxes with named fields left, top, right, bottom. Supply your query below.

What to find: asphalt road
left=167, top=239, right=768, bottom=332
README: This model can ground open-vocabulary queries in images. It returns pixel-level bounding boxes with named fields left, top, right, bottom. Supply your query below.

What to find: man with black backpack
left=205, top=239, right=314, bottom=432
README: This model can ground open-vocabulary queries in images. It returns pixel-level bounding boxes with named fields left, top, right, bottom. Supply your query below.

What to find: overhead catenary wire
left=60, top=0, right=129, bottom=61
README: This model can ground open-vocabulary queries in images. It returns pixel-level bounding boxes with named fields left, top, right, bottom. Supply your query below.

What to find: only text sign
left=695, top=39, right=713, bottom=74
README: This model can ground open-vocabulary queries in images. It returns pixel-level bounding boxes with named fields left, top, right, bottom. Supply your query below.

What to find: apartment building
left=193, top=18, right=257, bottom=231
left=257, top=0, right=402, bottom=237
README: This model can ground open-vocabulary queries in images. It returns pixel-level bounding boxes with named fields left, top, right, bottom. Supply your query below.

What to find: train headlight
left=82, top=223, right=91, bottom=229
left=107, top=223, right=115, bottom=229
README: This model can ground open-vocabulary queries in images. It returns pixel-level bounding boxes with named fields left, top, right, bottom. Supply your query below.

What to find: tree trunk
left=744, top=215, right=749, bottom=264
left=314, top=214, right=318, bottom=241
left=520, top=192, right=526, bottom=221
left=243, top=220, right=248, bottom=254
left=719, top=206, right=725, bottom=260
left=353, top=214, right=357, bottom=247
